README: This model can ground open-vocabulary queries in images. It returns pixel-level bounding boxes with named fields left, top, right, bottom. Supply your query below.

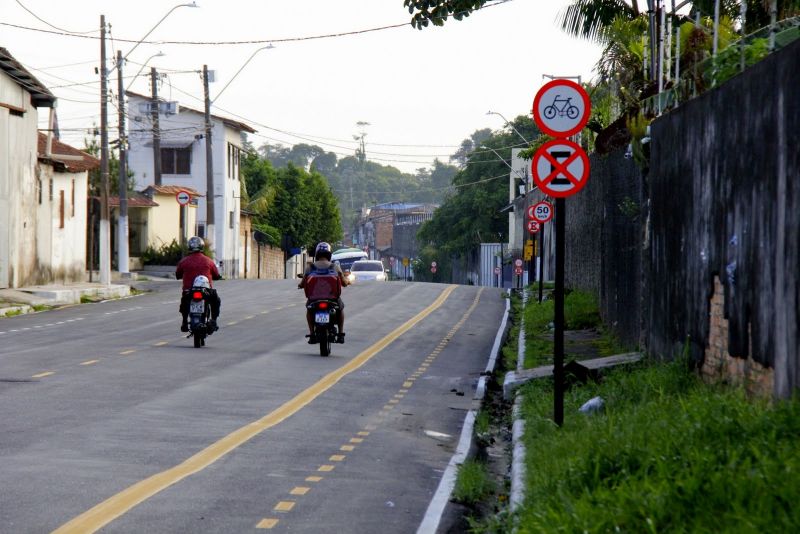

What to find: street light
left=486, top=110, right=530, bottom=144
left=212, top=44, right=276, bottom=104
left=115, top=2, right=198, bottom=276
left=124, top=51, right=165, bottom=92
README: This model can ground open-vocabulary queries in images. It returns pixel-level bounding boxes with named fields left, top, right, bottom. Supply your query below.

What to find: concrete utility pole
left=99, top=15, right=111, bottom=285
left=116, top=50, right=129, bottom=275
left=203, top=64, right=215, bottom=256
left=151, top=67, right=162, bottom=186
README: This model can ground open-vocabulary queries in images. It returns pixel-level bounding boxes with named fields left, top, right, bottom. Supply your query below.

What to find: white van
left=332, top=247, right=368, bottom=275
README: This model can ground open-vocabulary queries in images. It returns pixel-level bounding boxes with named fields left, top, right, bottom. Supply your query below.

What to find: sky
left=2, top=0, right=602, bottom=173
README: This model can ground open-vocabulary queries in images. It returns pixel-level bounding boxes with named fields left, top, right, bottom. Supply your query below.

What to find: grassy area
left=453, top=459, right=496, bottom=505
left=510, top=359, right=800, bottom=533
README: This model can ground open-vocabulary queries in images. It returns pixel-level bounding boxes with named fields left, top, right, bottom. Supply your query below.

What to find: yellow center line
left=289, top=486, right=310, bottom=496
left=388, top=399, right=399, bottom=404
left=402, top=381, right=413, bottom=388
left=226, top=321, right=238, bottom=326
left=51, top=286, right=457, bottom=534
left=32, top=371, right=54, bottom=378
left=80, top=360, right=99, bottom=366
left=256, top=518, right=279, bottom=529
left=245, top=315, right=255, bottom=320
left=340, top=445, right=355, bottom=451
left=274, top=501, right=295, bottom=512
left=305, top=476, right=323, bottom=482
left=318, top=465, right=335, bottom=472
left=119, top=350, right=135, bottom=355
left=154, top=341, right=168, bottom=347
left=399, top=389, right=409, bottom=394
left=329, top=455, right=346, bottom=462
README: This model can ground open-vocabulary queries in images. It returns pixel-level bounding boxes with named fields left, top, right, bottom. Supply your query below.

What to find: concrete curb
left=417, top=289, right=511, bottom=534
left=510, top=289, right=527, bottom=515
left=0, top=304, right=32, bottom=318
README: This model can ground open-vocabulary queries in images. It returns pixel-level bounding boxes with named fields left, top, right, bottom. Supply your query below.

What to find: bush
left=142, top=239, right=185, bottom=266
left=453, top=459, right=496, bottom=505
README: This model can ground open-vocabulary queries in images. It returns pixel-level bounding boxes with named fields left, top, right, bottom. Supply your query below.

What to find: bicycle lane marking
left=52, top=285, right=459, bottom=534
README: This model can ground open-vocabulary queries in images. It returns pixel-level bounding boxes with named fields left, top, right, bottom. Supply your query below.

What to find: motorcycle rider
left=299, top=242, right=349, bottom=344
left=176, top=236, right=221, bottom=333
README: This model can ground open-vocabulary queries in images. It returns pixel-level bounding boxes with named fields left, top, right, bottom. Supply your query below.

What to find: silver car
left=349, top=260, right=388, bottom=282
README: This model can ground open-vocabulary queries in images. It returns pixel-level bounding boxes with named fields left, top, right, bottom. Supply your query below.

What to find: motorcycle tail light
left=192, top=291, right=203, bottom=300
left=318, top=301, right=328, bottom=310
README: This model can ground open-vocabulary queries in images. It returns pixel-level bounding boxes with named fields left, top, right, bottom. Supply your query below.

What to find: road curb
left=510, top=288, right=527, bottom=515
left=417, top=288, right=511, bottom=534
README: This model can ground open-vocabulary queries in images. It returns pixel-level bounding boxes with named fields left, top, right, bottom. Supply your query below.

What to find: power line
left=0, top=0, right=513, bottom=46
left=14, top=0, right=99, bottom=35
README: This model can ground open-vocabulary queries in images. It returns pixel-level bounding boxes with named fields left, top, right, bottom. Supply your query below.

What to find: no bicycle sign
left=532, top=78, right=590, bottom=138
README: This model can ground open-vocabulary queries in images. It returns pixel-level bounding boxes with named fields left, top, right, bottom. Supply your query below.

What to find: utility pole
left=99, top=15, right=111, bottom=285
left=203, top=64, right=215, bottom=256
left=117, top=50, right=129, bottom=275
left=151, top=67, right=162, bottom=186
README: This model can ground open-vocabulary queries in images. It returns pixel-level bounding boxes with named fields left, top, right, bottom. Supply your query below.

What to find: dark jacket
left=176, top=253, right=221, bottom=290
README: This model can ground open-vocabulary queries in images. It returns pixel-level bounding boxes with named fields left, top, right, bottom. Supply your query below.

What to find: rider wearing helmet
left=299, top=242, right=349, bottom=344
left=176, top=236, right=222, bottom=332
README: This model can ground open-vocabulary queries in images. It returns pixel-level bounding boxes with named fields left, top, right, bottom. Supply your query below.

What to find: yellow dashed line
left=256, top=518, right=279, bottom=529
left=154, top=341, right=168, bottom=346
left=340, top=445, right=355, bottom=451
left=357, top=431, right=369, bottom=437
left=399, top=389, right=409, bottom=394
left=245, top=315, right=255, bottom=320
left=382, top=404, right=394, bottom=411
left=403, top=381, right=413, bottom=388
left=226, top=321, right=238, bottom=326
left=350, top=437, right=364, bottom=444
left=260, top=311, right=269, bottom=315
left=329, top=455, right=345, bottom=462
left=388, top=399, right=399, bottom=404
left=318, top=465, right=335, bottom=472
left=305, top=476, right=323, bottom=482
left=394, top=394, right=404, bottom=399
left=32, top=371, right=54, bottom=378
left=80, top=360, right=99, bottom=366
left=290, top=486, right=310, bottom=496
left=274, top=501, right=295, bottom=512
left=120, top=350, right=135, bottom=355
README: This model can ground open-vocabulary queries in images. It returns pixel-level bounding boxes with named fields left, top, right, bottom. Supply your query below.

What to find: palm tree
left=559, top=0, right=643, bottom=41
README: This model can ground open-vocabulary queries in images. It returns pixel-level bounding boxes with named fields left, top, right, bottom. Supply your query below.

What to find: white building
left=125, top=91, right=256, bottom=277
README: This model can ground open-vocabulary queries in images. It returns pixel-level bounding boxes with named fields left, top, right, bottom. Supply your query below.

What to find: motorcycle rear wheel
left=317, top=326, right=331, bottom=357
left=193, top=333, right=203, bottom=348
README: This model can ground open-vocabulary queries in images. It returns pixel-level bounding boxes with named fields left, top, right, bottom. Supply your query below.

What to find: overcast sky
left=3, top=0, right=602, bottom=173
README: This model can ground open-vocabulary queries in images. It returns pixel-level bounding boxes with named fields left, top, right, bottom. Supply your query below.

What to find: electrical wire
left=14, top=0, right=99, bottom=35
left=0, top=0, right=513, bottom=46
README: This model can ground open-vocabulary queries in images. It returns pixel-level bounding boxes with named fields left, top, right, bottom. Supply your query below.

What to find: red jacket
left=176, top=253, right=221, bottom=290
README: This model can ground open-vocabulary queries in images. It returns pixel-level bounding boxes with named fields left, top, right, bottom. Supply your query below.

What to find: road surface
left=0, top=279, right=505, bottom=533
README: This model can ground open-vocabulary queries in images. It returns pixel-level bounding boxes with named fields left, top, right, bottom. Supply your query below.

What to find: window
left=160, top=147, right=191, bottom=174
left=229, top=210, right=234, bottom=229
left=197, top=223, right=205, bottom=239
left=71, top=179, right=75, bottom=217
left=352, top=261, right=384, bottom=272
left=37, top=178, right=42, bottom=205
left=227, top=143, right=241, bottom=180
left=59, top=190, right=64, bottom=229
left=48, top=179, right=53, bottom=201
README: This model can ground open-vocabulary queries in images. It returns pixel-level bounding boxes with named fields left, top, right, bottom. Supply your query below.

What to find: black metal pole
left=539, top=224, right=545, bottom=303
left=554, top=198, right=565, bottom=426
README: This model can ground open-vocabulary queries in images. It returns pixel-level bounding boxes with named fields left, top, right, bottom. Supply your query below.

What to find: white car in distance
left=349, top=260, right=388, bottom=282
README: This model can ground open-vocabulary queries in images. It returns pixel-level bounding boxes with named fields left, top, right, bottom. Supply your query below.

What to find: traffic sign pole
left=539, top=223, right=546, bottom=304
left=553, top=198, right=565, bottom=427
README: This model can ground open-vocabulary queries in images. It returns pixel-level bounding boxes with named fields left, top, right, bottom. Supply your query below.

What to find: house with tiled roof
left=125, top=90, right=256, bottom=277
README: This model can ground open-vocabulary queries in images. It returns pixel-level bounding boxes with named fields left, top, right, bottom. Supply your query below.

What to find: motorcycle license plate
left=189, top=301, right=205, bottom=314
left=315, top=312, right=330, bottom=324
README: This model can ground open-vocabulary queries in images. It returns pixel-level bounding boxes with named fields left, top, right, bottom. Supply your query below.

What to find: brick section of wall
left=248, top=241, right=284, bottom=280
left=702, top=276, right=773, bottom=397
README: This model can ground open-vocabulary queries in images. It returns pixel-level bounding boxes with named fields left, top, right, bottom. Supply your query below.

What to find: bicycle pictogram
left=543, top=94, right=580, bottom=120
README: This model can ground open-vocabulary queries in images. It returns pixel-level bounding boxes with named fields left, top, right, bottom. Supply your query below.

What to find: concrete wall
left=34, top=166, right=88, bottom=283
left=646, top=38, right=799, bottom=397
left=0, top=69, right=39, bottom=288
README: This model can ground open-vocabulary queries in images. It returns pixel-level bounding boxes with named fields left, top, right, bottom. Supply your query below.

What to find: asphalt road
left=0, top=279, right=505, bottom=533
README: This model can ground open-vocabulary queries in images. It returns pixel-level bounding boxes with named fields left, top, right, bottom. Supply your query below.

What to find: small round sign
left=431, top=266, right=437, bottom=274
left=175, top=190, right=192, bottom=206
left=493, top=266, right=501, bottom=275
left=527, top=201, right=554, bottom=224
left=514, top=258, right=523, bottom=267
left=389, top=256, right=396, bottom=265
left=527, top=220, right=541, bottom=234
left=431, top=261, right=437, bottom=268
left=514, top=266, right=523, bottom=275
left=532, top=79, right=591, bottom=138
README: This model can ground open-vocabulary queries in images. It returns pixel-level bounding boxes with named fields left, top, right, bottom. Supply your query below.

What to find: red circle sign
left=527, top=201, right=554, bottom=224
left=514, top=266, right=523, bottom=275
left=176, top=190, right=191, bottom=206
left=532, top=139, right=590, bottom=198
left=532, top=79, right=591, bottom=138
left=431, top=266, right=437, bottom=274
left=527, top=220, right=541, bottom=234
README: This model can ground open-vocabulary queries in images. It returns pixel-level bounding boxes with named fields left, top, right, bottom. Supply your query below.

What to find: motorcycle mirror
left=296, top=273, right=303, bottom=278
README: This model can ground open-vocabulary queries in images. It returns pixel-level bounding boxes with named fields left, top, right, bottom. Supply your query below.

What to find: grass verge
left=453, top=459, right=497, bottom=505
left=512, top=358, right=800, bottom=533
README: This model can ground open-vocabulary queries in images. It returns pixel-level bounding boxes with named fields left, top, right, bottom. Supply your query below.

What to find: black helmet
left=314, top=242, right=332, bottom=261
left=188, top=236, right=204, bottom=252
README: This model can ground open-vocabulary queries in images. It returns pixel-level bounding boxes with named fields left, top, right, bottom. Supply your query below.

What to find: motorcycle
left=307, top=299, right=340, bottom=357
left=187, top=286, right=213, bottom=348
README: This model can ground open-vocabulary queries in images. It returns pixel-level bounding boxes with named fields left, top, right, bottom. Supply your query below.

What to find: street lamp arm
left=124, top=52, right=165, bottom=92
left=212, top=44, right=275, bottom=104
left=486, top=110, right=530, bottom=144
left=124, top=1, right=198, bottom=61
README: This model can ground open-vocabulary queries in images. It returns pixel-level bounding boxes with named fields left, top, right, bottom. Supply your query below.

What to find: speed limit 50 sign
left=527, top=201, right=553, bottom=224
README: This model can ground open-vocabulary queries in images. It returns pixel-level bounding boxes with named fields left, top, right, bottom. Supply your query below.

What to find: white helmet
left=193, top=275, right=211, bottom=289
